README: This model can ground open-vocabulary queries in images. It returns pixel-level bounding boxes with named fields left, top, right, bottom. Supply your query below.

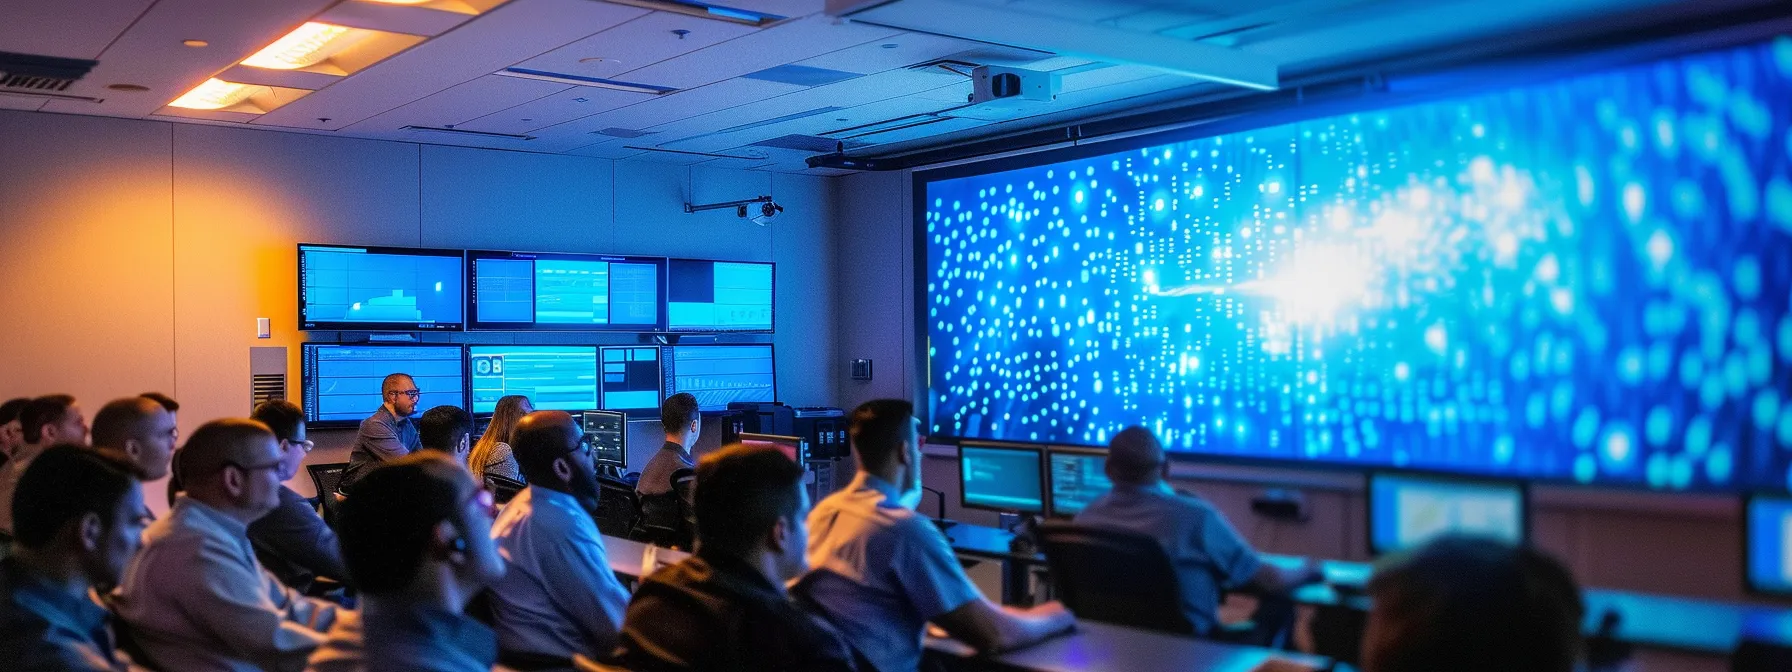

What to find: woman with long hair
left=469, top=395, right=531, bottom=483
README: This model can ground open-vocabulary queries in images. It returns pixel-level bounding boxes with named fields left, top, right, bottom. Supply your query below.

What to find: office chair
left=485, top=473, right=527, bottom=504
left=1037, top=521, right=1197, bottom=636
left=633, top=468, right=696, bottom=550
left=595, top=475, right=641, bottom=538
left=1732, top=639, right=1792, bottom=672
left=305, top=462, right=350, bottom=528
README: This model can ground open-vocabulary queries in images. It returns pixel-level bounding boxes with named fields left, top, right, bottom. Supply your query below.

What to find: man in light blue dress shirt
left=487, top=411, right=630, bottom=664
left=799, top=399, right=1074, bottom=672
left=113, top=418, right=341, bottom=672
left=1074, top=426, right=1321, bottom=637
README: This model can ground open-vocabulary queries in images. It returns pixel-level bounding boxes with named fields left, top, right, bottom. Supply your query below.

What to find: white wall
left=0, top=108, right=837, bottom=511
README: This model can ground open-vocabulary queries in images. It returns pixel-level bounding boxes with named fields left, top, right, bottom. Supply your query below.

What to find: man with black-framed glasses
left=113, top=418, right=343, bottom=672
left=343, top=373, right=423, bottom=491
left=487, top=411, right=630, bottom=667
left=245, top=400, right=349, bottom=595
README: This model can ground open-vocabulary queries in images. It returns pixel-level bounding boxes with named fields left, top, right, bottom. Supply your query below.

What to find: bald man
left=342, top=373, right=422, bottom=491
left=113, top=418, right=341, bottom=672
left=90, top=396, right=178, bottom=480
left=1073, top=426, right=1321, bottom=640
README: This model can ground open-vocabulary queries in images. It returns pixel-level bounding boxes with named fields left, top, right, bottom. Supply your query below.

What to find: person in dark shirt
left=1362, top=536, right=1584, bottom=672
left=246, top=400, right=349, bottom=593
left=0, top=444, right=148, bottom=671
left=637, top=393, right=700, bottom=547
left=342, top=373, right=422, bottom=491
left=0, top=397, right=30, bottom=460
left=615, top=442, right=857, bottom=671
left=416, top=405, right=474, bottom=467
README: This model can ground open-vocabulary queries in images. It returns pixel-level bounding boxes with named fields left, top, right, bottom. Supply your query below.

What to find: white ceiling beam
left=827, top=0, right=1279, bottom=90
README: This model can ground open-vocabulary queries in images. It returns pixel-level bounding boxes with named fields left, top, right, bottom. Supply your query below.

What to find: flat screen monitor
left=1047, top=448, right=1112, bottom=518
left=666, top=259, right=774, bottom=332
left=1368, top=473, right=1526, bottom=555
left=581, top=410, right=628, bottom=468
left=739, top=432, right=805, bottom=464
left=301, top=344, right=466, bottom=428
left=467, top=250, right=666, bottom=331
left=959, top=441, right=1046, bottom=514
left=1746, top=495, right=1792, bottom=597
left=467, top=346, right=597, bottom=414
left=298, top=244, right=464, bottom=331
left=598, top=346, right=665, bottom=414
left=666, top=344, right=776, bottom=412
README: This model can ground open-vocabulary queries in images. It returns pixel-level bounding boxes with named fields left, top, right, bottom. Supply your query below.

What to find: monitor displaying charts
left=666, top=259, right=774, bottom=332
left=467, top=346, right=598, bottom=414
left=1369, top=473, right=1526, bottom=555
left=299, top=244, right=464, bottom=331
left=959, top=441, right=1047, bottom=514
left=1047, top=448, right=1112, bottom=517
left=666, top=344, right=776, bottom=412
left=301, top=344, right=466, bottom=427
left=467, top=250, right=666, bottom=331
left=598, top=346, right=665, bottom=413
left=581, top=410, right=627, bottom=468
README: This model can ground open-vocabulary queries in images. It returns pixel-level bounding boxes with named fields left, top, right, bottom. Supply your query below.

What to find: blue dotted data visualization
left=925, top=38, right=1792, bottom=491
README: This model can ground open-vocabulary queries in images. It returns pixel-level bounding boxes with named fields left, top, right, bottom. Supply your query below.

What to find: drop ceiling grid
left=40, top=0, right=338, bottom=119
left=251, top=0, right=652, bottom=131
left=0, top=0, right=156, bottom=60
left=340, top=74, right=572, bottom=134
left=611, top=14, right=905, bottom=90
left=530, top=77, right=808, bottom=150
left=656, top=70, right=971, bottom=153
left=455, top=86, right=655, bottom=135
left=508, top=11, right=762, bottom=81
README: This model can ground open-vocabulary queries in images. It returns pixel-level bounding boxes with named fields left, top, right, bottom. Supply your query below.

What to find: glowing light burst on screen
left=925, top=37, right=1792, bottom=491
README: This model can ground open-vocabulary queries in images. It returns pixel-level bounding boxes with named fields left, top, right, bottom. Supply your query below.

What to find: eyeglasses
left=570, top=435, right=596, bottom=460
left=391, top=389, right=422, bottom=399
left=284, top=438, right=315, bottom=453
left=223, top=459, right=283, bottom=475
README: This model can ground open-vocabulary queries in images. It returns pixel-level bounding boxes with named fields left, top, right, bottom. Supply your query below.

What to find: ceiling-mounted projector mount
left=684, top=195, right=783, bottom=225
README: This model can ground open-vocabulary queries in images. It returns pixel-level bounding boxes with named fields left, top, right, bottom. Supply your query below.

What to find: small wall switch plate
left=851, top=359, right=874, bottom=381
left=256, top=317, right=271, bottom=339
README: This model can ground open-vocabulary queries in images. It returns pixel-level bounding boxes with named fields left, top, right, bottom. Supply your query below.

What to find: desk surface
left=926, top=620, right=1329, bottom=672
left=602, top=534, right=690, bottom=580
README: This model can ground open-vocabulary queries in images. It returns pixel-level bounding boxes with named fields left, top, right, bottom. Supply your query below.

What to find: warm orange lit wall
left=0, top=109, right=837, bottom=512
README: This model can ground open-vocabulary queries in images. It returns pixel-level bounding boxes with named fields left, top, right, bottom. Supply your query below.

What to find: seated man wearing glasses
left=341, top=373, right=423, bottom=492
left=486, top=411, right=630, bottom=667
left=245, top=400, right=349, bottom=595
left=113, top=418, right=342, bottom=671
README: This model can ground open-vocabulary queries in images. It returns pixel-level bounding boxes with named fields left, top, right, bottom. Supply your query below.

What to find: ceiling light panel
left=167, top=77, right=256, bottom=109
left=242, top=22, right=369, bottom=69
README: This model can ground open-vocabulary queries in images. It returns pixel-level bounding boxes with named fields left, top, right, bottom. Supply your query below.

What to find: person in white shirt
left=112, top=418, right=341, bottom=672
left=486, top=411, right=630, bottom=665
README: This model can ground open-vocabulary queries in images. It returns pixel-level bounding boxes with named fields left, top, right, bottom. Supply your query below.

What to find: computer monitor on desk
left=1746, top=495, right=1792, bottom=596
left=581, top=410, right=627, bottom=469
left=738, top=432, right=806, bottom=464
left=1368, top=472, right=1526, bottom=555
left=959, top=441, right=1046, bottom=515
left=1046, top=447, right=1111, bottom=518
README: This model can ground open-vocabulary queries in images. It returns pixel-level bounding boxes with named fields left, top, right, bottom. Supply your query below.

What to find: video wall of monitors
left=300, top=343, right=776, bottom=421
left=297, top=244, right=772, bottom=335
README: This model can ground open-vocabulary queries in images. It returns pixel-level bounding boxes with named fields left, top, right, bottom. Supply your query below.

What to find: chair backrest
left=485, top=474, right=527, bottom=504
left=306, top=462, right=350, bottom=528
left=595, top=475, right=640, bottom=538
left=1037, top=520, right=1196, bottom=636
left=1733, top=639, right=1792, bottom=672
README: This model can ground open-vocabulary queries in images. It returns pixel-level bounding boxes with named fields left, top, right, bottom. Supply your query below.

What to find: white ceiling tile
left=0, top=0, right=156, bottom=59
left=792, top=32, right=978, bottom=75
left=1060, top=64, right=1163, bottom=90
left=623, top=150, right=714, bottom=165
left=455, top=86, right=652, bottom=134
left=0, top=95, right=49, bottom=112
left=510, top=11, right=761, bottom=80
left=564, top=141, right=644, bottom=160
left=533, top=77, right=805, bottom=139
left=39, top=0, right=338, bottom=119
left=660, top=69, right=962, bottom=152
left=252, top=0, right=652, bottom=130
left=715, top=0, right=827, bottom=18
left=616, top=14, right=903, bottom=89
left=341, top=75, right=569, bottom=133
left=314, top=1, right=479, bottom=37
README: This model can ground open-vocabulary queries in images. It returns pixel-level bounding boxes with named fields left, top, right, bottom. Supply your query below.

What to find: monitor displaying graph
left=666, top=345, right=776, bottom=412
left=1369, top=473, right=1525, bottom=555
left=301, top=344, right=466, bottom=427
left=468, top=346, right=598, bottom=414
left=299, top=244, right=464, bottom=331
left=467, top=250, right=665, bottom=331
left=667, top=259, right=774, bottom=332
left=1047, top=449, right=1112, bottom=517
left=582, top=410, right=628, bottom=467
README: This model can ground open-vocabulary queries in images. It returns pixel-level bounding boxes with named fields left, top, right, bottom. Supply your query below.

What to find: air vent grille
left=0, top=51, right=97, bottom=93
left=249, top=347, right=287, bottom=411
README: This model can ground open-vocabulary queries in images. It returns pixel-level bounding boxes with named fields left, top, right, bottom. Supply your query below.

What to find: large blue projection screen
left=924, top=39, right=1792, bottom=491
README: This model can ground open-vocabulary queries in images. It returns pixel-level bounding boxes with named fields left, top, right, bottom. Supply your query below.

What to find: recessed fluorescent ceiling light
left=168, top=78, right=258, bottom=110
left=603, top=0, right=783, bottom=26
left=242, top=22, right=372, bottom=70
left=495, top=68, right=677, bottom=94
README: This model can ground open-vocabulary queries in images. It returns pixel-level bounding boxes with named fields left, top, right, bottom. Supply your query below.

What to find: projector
left=969, top=65, right=1059, bottom=106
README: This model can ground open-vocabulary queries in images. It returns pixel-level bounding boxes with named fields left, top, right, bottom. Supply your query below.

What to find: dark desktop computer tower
left=722, top=402, right=849, bottom=499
